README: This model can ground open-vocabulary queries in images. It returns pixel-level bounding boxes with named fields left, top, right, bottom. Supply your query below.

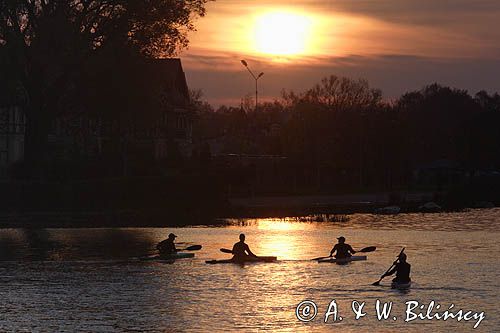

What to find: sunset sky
left=181, top=0, right=500, bottom=106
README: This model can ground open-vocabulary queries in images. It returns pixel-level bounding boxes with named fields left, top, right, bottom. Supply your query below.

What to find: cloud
left=201, top=0, right=500, bottom=52
left=253, top=0, right=500, bottom=25
left=182, top=1, right=500, bottom=106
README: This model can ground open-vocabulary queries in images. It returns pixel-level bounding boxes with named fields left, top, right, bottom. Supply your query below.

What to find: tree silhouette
left=195, top=77, right=500, bottom=196
left=301, top=75, right=382, bottom=110
left=397, top=83, right=479, bottom=165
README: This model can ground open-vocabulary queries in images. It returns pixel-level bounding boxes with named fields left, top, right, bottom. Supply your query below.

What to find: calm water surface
left=0, top=209, right=499, bottom=332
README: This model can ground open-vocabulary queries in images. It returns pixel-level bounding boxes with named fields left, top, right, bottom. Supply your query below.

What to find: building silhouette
left=0, top=58, right=193, bottom=179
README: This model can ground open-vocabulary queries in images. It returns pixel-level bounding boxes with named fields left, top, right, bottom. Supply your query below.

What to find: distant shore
left=227, top=191, right=435, bottom=217
left=1, top=190, right=487, bottom=228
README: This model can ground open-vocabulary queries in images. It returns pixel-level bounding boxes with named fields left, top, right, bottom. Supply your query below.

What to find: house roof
left=118, top=57, right=191, bottom=110
left=148, top=58, right=190, bottom=103
left=1, top=53, right=191, bottom=114
left=78, top=55, right=192, bottom=121
left=101, top=57, right=190, bottom=108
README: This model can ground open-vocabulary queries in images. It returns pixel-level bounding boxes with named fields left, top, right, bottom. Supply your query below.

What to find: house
left=76, top=57, right=194, bottom=160
left=0, top=58, right=194, bottom=178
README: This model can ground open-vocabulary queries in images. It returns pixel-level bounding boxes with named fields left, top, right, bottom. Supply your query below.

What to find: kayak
left=205, top=256, right=277, bottom=264
left=318, top=255, right=367, bottom=264
left=140, top=252, right=195, bottom=261
left=391, top=281, right=412, bottom=290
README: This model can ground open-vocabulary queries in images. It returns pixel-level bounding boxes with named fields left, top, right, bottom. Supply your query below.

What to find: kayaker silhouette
left=157, top=233, right=178, bottom=256
left=330, top=236, right=357, bottom=259
left=232, top=233, right=257, bottom=261
left=382, top=252, right=411, bottom=284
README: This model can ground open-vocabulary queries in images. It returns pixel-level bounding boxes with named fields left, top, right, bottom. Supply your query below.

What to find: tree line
left=193, top=76, right=500, bottom=196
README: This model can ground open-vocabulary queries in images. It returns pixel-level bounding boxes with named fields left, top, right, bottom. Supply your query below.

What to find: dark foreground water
left=0, top=209, right=499, bottom=332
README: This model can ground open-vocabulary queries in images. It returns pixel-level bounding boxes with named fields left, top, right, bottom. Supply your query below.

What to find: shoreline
left=226, top=192, right=433, bottom=217
left=0, top=191, right=490, bottom=228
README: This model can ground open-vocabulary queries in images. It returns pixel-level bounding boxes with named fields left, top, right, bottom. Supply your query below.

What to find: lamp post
left=240, top=60, right=264, bottom=111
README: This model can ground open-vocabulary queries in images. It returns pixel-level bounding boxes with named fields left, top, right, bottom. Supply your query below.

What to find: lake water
left=0, top=208, right=499, bottom=332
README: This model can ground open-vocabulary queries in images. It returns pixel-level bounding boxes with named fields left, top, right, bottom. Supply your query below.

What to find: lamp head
left=241, top=60, right=248, bottom=67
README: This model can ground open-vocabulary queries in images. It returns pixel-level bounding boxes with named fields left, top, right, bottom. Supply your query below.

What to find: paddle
left=141, top=244, right=202, bottom=259
left=220, top=248, right=262, bottom=261
left=372, top=247, right=405, bottom=286
left=311, top=246, right=377, bottom=261
left=179, top=245, right=202, bottom=251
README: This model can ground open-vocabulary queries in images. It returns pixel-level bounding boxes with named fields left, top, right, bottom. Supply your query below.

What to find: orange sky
left=180, top=0, right=500, bottom=106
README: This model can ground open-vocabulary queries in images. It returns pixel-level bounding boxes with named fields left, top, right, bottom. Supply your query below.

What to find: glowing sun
left=254, top=12, right=312, bottom=56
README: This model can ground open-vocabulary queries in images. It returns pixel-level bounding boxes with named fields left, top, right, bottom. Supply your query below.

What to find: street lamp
left=241, top=60, right=264, bottom=111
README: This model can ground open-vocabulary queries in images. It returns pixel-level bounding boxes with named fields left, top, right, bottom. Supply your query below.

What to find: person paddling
left=232, top=233, right=257, bottom=261
left=157, top=233, right=178, bottom=256
left=381, top=252, right=411, bottom=284
left=330, top=236, right=357, bottom=259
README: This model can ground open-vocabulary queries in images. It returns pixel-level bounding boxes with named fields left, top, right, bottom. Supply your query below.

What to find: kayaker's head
left=168, top=233, right=177, bottom=240
left=337, top=236, right=346, bottom=244
left=239, top=233, right=246, bottom=242
left=398, top=252, right=407, bottom=263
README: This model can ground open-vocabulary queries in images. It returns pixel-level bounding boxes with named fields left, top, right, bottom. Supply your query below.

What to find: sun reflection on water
left=252, top=219, right=320, bottom=260
left=256, top=219, right=308, bottom=231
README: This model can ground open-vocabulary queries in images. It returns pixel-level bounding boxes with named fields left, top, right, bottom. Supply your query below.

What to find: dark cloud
left=273, top=0, right=500, bottom=24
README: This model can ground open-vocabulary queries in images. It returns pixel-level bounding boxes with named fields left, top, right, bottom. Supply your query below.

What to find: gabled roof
left=116, top=57, right=190, bottom=109
left=148, top=58, right=190, bottom=103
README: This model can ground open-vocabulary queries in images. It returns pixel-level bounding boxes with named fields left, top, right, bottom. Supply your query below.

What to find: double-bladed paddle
left=142, top=244, right=202, bottom=258
left=311, top=246, right=377, bottom=261
left=219, top=248, right=264, bottom=261
left=179, top=245, right=202, bottom=251
left=372, top=247, right=405, bottom=286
